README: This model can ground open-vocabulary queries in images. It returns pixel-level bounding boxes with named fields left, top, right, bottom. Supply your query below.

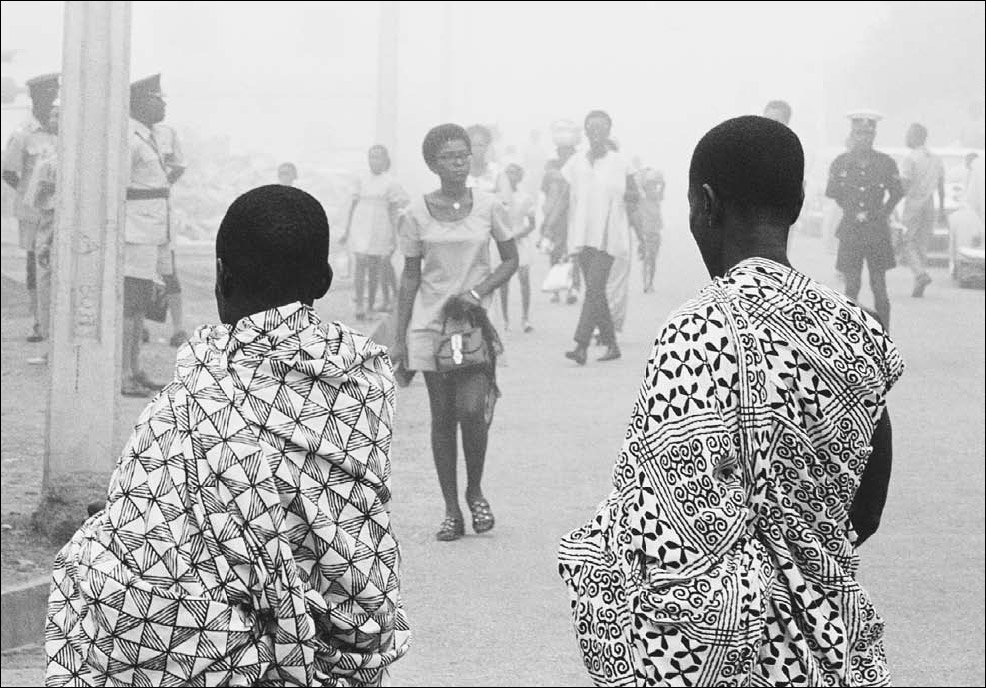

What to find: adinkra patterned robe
left=46, top=304, right=410, bottom=686
left=559, top=258, right=904, bottom=687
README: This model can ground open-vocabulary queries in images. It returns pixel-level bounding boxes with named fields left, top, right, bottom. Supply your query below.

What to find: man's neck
left=721, top=226, right=791, bottom=274
left=588, top=143, right=609, bottom=162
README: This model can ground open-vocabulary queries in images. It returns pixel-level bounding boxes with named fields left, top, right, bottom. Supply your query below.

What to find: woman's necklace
left=452, top=200, right=461, bottom=210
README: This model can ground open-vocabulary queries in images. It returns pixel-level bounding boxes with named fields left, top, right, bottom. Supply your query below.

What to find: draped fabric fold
left=46, top=303, right=410, bottom=687
left=559, top=258, right=903, bottom=686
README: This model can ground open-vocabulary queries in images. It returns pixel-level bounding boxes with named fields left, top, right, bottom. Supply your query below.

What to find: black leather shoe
left=598, top=344, right=622, bottom=362
left=565, top=345, right=588, bottom=366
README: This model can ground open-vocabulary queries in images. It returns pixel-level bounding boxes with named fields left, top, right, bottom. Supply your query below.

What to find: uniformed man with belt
left=2, top=72, right=59, bottom=343
left=122, top=73, right=170, bottom=397
left=152, top=120, right=188, bottom=347
left=826, top=110, right=904, bottom=330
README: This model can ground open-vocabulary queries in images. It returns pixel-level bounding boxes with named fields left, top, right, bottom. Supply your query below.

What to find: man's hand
left=453, top=290, right=482, bottom=310
left=390, top=337, right=407, bottom=369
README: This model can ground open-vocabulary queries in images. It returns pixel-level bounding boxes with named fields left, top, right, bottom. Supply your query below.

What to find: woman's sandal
left=467, top=497, right=495, bottom=534
left=435, top=515, right=465, bottom=542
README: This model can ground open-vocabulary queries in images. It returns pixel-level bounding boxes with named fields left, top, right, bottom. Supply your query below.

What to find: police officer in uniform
left=826, top=110, right=904, bottom=330
left=122, top=74, right=170, bottom=397
left=2, top=73, right=59, bottom=342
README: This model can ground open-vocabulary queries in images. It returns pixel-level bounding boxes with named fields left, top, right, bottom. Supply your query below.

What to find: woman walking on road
left=559, top=116, right=902, bottom=686
left=393, top=124, right=518, bottom=541
left=343, top=144, right=409, bottom=320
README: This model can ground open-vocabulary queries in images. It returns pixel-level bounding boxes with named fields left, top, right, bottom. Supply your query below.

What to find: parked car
left=948, top=154, right=985, bottom=287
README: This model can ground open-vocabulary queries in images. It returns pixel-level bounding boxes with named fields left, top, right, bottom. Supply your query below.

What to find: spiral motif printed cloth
left=558, top=258, right=904, bottom=686
left=45, top=303, right=410, bottom=686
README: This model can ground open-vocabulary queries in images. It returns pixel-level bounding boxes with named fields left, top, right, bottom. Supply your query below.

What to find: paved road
left=3, top=224, right=984, bottom=685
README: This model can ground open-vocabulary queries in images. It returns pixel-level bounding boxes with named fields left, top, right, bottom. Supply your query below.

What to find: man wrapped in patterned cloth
left=558, top=117, right=902, bottom=686
left=45, top=185, right=410, bottom=686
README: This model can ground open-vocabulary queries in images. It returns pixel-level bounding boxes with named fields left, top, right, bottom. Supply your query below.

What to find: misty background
left=2, top=0, right=985, bottom=235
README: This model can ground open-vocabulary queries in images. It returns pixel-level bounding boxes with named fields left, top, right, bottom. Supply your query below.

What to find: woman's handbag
left=435, top=313, right=491, bottom=373
left=541, top=260, right=574, bottom=293
left=145, top=282, right=169, bottom=323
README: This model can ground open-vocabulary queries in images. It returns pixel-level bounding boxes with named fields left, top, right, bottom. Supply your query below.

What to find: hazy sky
left=2, top=1, right=983, bottom=198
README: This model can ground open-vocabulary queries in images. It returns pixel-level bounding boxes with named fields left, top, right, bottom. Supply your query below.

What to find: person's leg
left=423, top=372, right=464, bottom=536
left=455, top=367, right=495, bottom=532
left=607, top=254, right=628, bottom=335
left=367, top=256, right=381, bottom=312
left=380, top=255, right=397, bottom=309
left=164, top=255, right=186, bottom=346
left=26, top=248, right=41, bottom=341
left=590, top=250, right=617, bottom=347
left=840, top=242, right=865, bottom=303
left=645, top=251, right=653, bottom=292
left=908, top=206, right=933, bottom=296
left=120, top=278, right=148, bottom=396
left=353, top=254, right=368, bottom=319
left=869, top=266, right=891, bottom=332
left=844, top=264, right=863, bottom=302
left=27, top=220, right=54, bottom=363
left=518, top=265, right=532, bottom=329
left=571, top=249, right=597, bottom=349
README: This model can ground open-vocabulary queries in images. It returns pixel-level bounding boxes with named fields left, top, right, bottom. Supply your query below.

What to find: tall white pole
left=376, top=1, right=399, bottom=154
left=41, top=0, right=131, bottom=533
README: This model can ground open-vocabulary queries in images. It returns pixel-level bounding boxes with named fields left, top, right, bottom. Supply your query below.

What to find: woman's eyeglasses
left=436, top=152, right=472, bottom=164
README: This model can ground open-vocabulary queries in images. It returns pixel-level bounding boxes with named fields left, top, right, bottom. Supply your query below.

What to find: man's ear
left=790, top=187, right=806, bottom=225
left=311, top=262, right=332, bottom=301
left=216, top=257, right=233, bottom=298
left=701, top=183, right=720, bottom=228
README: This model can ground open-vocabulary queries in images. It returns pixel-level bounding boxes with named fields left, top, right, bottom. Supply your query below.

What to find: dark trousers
left=845, top=264, right=890, bottom=331
left=574, top=247, right=615, bottom=347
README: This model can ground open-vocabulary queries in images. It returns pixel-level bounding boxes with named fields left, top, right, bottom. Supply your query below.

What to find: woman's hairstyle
left=422, top=123, right=471, bottom=169
left=466, top=123, right=493, bottom=144
left=369, top=144, right=391, bottom=171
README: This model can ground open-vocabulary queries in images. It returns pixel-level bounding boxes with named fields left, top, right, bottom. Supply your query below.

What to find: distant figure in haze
left=22, top=96, right=60, bottom=365
left=342, top=144, right=409, bottom=319
left=46, top=184, right=410, bottom=686
left=121, top=73, right=171, bottom=397
left=277, top=161, right=298, bottom=186
left=559, top=115, right=901, bottom=687
left=466, top=123, right=510, bottom=197
left=562, top=110, right=641, bottom=366
left=634, top=167, right=665, bottom=293
left=2, top=72, right=59, bottom=343
left=900, top=122, right=946, bottom=297
left=394, top=123, right=518, bottom=542
left=503, top=162, right=536, bottom=332
left=540, top=119, right=582, bottom=305
left=153, top=120, right=189, bottom=347
left=826, top=110, right=904, bottom=330
left=763, top=98, right=792, bottom=125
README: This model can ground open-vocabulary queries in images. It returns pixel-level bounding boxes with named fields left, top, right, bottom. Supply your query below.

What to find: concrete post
left=38, top=0, right=131, bottom=541
left=376, top=0, right=400, bottom=155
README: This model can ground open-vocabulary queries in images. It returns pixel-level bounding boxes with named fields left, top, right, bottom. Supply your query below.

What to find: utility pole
left=38, top=0, right=131, bottom=540
left=376, top=1, right=399, bottom=155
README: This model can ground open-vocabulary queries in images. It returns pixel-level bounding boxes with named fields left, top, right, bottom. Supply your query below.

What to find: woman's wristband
left=469, top=289, right=482, bottom=301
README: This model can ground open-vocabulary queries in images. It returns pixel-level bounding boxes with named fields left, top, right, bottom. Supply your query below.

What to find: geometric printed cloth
left=559, top=258, right=904, bottom=687
left=46, top=303, right=410, bottom=686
